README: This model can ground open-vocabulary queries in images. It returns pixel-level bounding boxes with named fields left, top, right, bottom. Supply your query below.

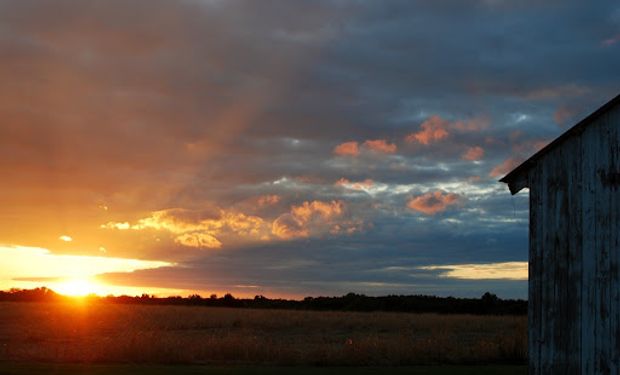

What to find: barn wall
left=527, top=103, right=620, bottom=375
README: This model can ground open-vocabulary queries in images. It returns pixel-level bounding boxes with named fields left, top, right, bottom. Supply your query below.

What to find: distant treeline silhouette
left=0, top=287, right=526, bottom=315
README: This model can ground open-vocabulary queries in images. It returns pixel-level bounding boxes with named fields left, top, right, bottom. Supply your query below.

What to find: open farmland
left=0, top=301, right=525, bottom=366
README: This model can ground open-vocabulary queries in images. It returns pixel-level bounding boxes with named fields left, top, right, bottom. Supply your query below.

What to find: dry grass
left=0, top=301, right=526, bottom=365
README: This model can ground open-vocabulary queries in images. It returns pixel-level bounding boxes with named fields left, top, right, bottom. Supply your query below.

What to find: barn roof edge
left=499, top=92, right=620, bottom=193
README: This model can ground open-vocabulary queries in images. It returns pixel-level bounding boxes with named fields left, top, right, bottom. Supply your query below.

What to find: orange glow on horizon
left=39, top=277, right=212, bottom=298
left=0, top=244, right=180, bottom=297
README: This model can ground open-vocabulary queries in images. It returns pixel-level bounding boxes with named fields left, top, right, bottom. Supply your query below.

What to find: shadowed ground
left=0, top=362, right=527, bottom=375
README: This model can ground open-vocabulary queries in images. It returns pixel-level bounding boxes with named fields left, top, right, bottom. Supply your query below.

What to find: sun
left=53, top=277, right=101, bottom=297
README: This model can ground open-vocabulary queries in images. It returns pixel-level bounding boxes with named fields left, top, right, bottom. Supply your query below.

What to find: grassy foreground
left=0, top=362, right=527, bottom=375
left=0, top=301, right=526, bottom=366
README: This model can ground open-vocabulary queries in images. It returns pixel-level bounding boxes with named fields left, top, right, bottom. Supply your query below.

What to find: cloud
left=0, top=245, right=171, bottom=285
left=462, top=146, right=485, bottom=161
left=452, top=117, right=490, bottom=132
left=272, top=200, right=362, bottom=240
left=336, top=178, right=374, bottom=191
left=553, top=105, right=578, bottom=126
left=290, top=200, right=343, bottom=222
left=602, top=34, right=620, bottom=47
left=522, top=84, right=590, bottom=100
left=334, top=139, right=397, bottom=156
left=362, top=139, right=397, bottom=154
left=407, top=191, right=461, bottom=215
left=101, top=222, right=131, bottom=230
left=405, top=115, right=491, bottom=146
left=488, top=132, right=549, bottom=178
left=333, top=141, right=360, bottom=156
left=420, top=262, right=528, bottom=280
left=272, top=214, right=309, bottom=239
left=104, top=200, right=362, bottom=246
left=174, top=232, right=222, bottom=249
left=506, top=131, right=549, bottom=159
left=257, top=194, right=281, bottom=206
left=405, top=115, right=450, bottom=145
left=103, top=208, right=268, bottom=249
left=489, top=157, right=523, bottom=178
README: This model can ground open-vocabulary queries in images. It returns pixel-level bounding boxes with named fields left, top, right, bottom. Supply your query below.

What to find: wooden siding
left=526, top=103, right=620, bottom=374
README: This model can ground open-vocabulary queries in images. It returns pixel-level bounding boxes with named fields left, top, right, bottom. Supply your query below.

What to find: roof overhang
left=500, top=92, right=620, bottom=195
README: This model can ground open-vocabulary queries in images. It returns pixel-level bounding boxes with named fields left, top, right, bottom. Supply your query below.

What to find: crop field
left=0, top=301, right=526, bottom=367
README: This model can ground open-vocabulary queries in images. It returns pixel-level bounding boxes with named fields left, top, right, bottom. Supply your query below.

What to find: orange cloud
left=406, top=115, right=450, bottom=145
left=272, top=213, right=309, bottom=239
left=101, top=222, right=131, bottom=230
left=257, top=194, right=281, bottom=206
left=405, top=115, right=490, bottom=145
left=333, top=139, right=396, bottom=157
left=336, top=178, right=374, bottom=191
left=290, top=200, right=343, bottom=222
left=102, top=208, right=268, bottom=249
left=174, top=232, right=222, bottom=249
left=362, top=139, right=397, bottom=154
left=106, top=201, right=361, bottom=246
left=272, top=200, right=361, bottom=240
left=333, top=141, right=360, bottom=156
left=452, top=117, right=490, bottom=132
left=407, top=191, right=460, bottom=215
left=462, top=146, right=484, bottom=161
left=489, top=157, right=523, bottom=178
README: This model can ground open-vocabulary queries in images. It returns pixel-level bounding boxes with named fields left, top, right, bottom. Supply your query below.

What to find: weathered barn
left=501, top=93, right=620, bottom=374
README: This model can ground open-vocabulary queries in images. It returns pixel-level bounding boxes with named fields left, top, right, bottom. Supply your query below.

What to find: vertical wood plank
left=563, top=136, right=583, bottom=374
left=594, top=114, right=611, bottom=375
left=607, top=109, right=620, bottom=374
left=581, top=119, right=597, bottom=374
left=540, top=154, right=556, bottom=374
left=529, top=165, right=543, bottom=374
left=550, top=143, right=566, bottom=373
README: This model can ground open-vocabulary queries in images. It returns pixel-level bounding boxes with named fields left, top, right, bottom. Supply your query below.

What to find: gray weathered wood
left=503, top=97, right=620, bottom=375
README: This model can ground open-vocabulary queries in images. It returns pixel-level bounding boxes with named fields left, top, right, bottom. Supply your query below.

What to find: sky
left=1, top=0, right=619, bottom=299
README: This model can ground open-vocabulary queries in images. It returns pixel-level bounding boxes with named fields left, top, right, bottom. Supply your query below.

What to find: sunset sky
left=1, top=0, right=619, bottom=299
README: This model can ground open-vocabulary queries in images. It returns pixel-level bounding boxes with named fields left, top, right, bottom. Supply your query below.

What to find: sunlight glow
left=58, top=235, right=73, bottom=242
left=53, top=277, right=100, bottom=296
left=0, top=245, right=174, bottom=296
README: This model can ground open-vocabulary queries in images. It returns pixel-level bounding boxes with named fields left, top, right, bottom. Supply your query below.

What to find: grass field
left=0, top=301, right=526, bottom=367
left=0, top=362, right=527, bottom=375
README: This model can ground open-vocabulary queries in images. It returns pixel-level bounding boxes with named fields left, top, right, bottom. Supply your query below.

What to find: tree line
left=0, top=287, right=526, bottom=315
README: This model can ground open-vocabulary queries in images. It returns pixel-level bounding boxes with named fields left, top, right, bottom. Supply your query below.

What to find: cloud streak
left=420, top=262, right=528, bottom=281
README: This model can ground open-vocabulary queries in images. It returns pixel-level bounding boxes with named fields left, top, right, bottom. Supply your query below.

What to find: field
left=0, top=362, right=527, bottom=375
left=0, top=301, right=526, bottom=371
